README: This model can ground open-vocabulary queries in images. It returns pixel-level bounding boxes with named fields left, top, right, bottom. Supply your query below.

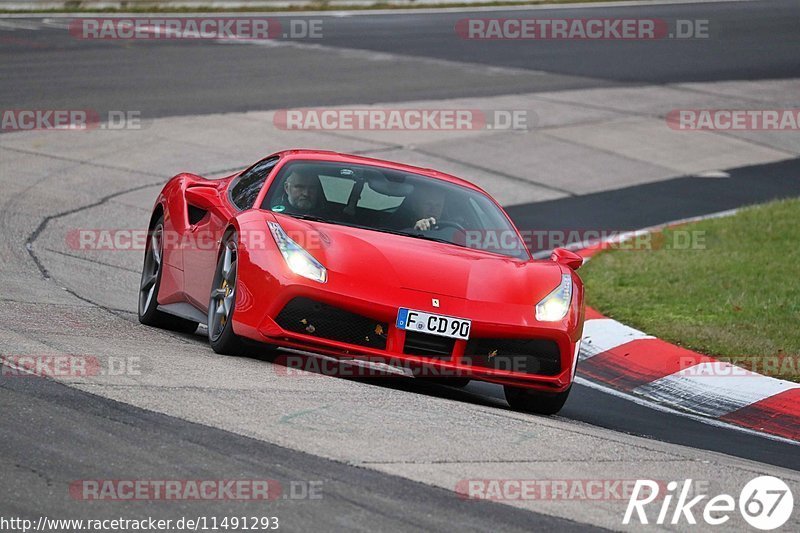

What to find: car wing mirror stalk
left=551, top=247, right=584, bottom=270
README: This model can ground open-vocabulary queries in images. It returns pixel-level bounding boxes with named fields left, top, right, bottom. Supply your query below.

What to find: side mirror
left=185, top=185, right=221, bottom=211
left=551, top=247, right=584, bottom=271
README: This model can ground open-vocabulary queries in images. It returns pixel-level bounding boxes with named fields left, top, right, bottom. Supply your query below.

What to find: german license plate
left=396, top=308, right=471, bottom=340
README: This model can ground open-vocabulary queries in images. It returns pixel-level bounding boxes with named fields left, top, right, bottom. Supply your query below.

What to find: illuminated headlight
left=535, top=274, right=572, bottom=322
left=268, top=221, right=327, bottom=283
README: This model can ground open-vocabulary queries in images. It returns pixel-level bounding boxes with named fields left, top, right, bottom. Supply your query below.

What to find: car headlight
left=535, top=274, right=572, bottom=322
left=268, top=221, right=327, bottom=283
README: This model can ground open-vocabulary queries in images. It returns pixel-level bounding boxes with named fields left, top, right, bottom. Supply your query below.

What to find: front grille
left=463, top=338, right=561, bottom=376
left=403, top=331, right=455, bottom=359
left=275, top=297, right=387, bottom=349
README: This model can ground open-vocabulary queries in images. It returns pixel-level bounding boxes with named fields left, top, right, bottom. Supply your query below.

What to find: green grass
left=580, top=198, right=800, bottom=381
left=0, top=0, right=640, bottom=14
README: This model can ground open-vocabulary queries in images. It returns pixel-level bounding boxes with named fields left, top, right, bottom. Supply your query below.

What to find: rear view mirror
left=367, top=173, right=414, bottom=197
left=551, top=248, right=584, bottom=270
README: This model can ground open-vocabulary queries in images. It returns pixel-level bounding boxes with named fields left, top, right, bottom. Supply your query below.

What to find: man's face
left=413, top=188, right=445, bottom=219
left=284, top=172, right=319, bottom=211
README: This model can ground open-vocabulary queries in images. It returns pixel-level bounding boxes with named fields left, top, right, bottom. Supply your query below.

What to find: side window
left=230, top=157, right=279, bottom=210
left=358, top=183, right=405, bottom=211
left=318, top=174, right=354, bottom=204
left=317, top=175, right=404, bottom=211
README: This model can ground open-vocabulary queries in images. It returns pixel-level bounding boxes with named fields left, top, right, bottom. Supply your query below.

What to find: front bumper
left=234, top=276, right=582, bottom=393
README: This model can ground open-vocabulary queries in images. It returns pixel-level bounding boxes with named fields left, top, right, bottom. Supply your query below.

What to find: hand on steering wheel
left=413, top=217, right=437, bottom=231
left=413, top=217, right=466, bottom=233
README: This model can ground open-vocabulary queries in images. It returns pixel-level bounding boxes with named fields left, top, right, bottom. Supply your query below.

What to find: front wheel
left=208, top=233, right=248, bottom=355
left=504, top=385, right=571, bottom=415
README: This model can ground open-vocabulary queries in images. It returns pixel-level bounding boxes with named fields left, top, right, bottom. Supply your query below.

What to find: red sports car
left=138, top=150, right=585, bottom=414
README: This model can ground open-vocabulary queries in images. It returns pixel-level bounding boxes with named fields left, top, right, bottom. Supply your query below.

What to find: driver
left=392, top=183, right=446, bottom=231
left=278, top=168, right=326, bottom=215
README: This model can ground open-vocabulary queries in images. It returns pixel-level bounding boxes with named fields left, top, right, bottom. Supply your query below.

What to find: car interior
left=261, top=161, right=529, bottom=259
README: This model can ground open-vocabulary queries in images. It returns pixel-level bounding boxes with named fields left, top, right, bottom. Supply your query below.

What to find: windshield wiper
left=373, top=227, right=454, bottom=245
left=285, top=213, right=329, bottom=223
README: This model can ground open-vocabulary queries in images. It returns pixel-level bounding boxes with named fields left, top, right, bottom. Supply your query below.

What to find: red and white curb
left=578, top=313, right=800, bottom=442
left=573, top=211, right=800, bottom=443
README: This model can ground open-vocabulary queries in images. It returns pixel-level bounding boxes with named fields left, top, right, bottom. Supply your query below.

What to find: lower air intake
left=464, top=338, right=561, bottom=376
left=275, top=297, right=387, bottom=350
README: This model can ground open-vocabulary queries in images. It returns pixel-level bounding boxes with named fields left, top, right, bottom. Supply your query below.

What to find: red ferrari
left=138, top=150, right=585, bottom=414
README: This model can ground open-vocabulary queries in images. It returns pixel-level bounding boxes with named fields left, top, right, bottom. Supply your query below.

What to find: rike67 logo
left=624, top=476, right=794, bottom=529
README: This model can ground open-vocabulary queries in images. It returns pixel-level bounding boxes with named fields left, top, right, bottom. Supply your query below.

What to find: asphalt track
left=2, top=1, right=800, bottom=530
left=1, top=0, right=799, bottom=119
left=506, top=157, right=800, bottom=235
left=1, top=360, right=590, bottom=532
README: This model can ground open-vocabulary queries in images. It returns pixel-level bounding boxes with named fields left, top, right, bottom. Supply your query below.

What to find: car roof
left=273, top=149, right=489, bottom=196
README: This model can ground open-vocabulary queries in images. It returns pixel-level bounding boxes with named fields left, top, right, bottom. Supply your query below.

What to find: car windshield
left=261, top=160, right=529, bottom=260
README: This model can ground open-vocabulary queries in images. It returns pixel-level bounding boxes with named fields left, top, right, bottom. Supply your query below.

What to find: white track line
left=634, top=362, right=800, bottom=418
left=575, top=376, right=800, bottom=446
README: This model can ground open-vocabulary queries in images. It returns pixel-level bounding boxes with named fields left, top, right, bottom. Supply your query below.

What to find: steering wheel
left=432, top=220, right=467, bottom=233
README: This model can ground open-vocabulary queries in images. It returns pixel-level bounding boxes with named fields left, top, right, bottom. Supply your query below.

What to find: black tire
left=208, top=232, right=249, bottom=355
left=504, top=385, right=571, bottom=415
left=138, top=217, right=198, bottom=333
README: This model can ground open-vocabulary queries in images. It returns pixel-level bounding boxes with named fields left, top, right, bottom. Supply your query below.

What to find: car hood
left=272, top=215, right=564, bottom=305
